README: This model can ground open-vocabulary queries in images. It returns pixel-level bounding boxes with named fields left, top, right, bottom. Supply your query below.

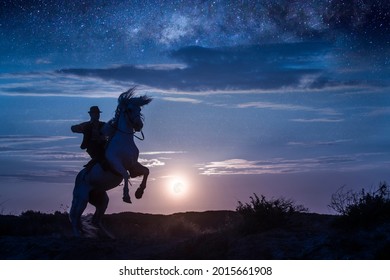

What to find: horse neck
left=117, top=110, right=134, bottom=137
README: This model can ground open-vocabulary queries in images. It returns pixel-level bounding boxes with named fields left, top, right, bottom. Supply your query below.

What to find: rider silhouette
left=71, top=106, right=107, bottom=168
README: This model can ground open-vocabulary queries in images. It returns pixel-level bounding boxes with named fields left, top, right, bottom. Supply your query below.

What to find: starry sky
left=0, top=0, right=390, bottom=215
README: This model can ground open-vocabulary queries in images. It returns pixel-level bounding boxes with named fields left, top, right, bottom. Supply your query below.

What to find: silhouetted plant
left=329, top=182, right=390, bottom=227
left=236, top=193, right=308, bottom=233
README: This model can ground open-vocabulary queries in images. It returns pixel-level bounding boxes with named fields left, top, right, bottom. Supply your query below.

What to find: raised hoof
left=135, top=187, right=144, bottom=199
left=122, top=196, right=132, bottom=204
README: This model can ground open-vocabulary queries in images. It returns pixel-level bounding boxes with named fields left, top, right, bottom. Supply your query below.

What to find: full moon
left=173, top=182, right=184, bottom=193
left=168, top=176, right=188, bottom=197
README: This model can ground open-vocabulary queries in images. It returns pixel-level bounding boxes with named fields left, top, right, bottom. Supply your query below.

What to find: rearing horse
left=69, top=88, right=152, bottom=237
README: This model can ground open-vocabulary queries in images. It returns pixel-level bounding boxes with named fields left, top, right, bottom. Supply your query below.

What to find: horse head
left=116, top=87, right=152, bottom=132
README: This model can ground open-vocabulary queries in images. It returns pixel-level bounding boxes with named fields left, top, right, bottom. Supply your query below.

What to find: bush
left=328, top=182, right=390, bottom=227
left=236, top=193, right=308, bottom=233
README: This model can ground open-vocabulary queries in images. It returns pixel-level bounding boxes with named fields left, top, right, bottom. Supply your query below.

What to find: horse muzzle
left=133, top=121, right=143, bottom=132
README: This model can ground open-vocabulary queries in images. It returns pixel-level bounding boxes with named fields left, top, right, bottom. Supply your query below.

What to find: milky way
left=1, top=0, right=389, bottom=70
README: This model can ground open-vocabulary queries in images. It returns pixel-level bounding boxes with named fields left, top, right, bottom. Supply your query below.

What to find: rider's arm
left=71, top=122, right=87, bottom=133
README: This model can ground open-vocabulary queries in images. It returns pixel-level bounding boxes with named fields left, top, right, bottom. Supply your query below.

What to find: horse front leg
left=108, top=162, right=132, bottom=203
left=132, top=162, right=149, bottom=199
left=122, top=174, right=131, bottom=203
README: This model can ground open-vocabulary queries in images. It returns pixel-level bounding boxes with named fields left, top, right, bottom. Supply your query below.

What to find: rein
left=109, top=120, right=145, bottom=141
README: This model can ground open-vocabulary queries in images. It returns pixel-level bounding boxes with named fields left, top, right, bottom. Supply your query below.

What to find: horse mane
left=111, top=87, right=152, bottom=125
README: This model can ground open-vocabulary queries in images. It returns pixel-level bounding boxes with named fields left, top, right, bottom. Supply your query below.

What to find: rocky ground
left=0, top=210, right=389, bottom=259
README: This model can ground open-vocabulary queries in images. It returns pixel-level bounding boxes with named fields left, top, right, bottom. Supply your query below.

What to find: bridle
left=109, top=109, right=145, bottom=141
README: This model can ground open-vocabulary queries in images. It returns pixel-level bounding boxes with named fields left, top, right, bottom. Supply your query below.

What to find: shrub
left=236, top=193, right=308, bottom=233
left=328, top=182, right=390, bottom=227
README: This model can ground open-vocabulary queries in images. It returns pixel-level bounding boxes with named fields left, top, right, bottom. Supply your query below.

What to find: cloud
left=364, top=107, right=390, bottom=117
left=287, top=139, right=352, bottom=147
left=134, top=64, right=188, bottom=70
left=290, top=118, right=344, bottom=123
left=27, top=119, right=82, bottom=124
left=0, top=135, right=75, bottom=147
left=197, top=153, right=387, bottom=175
left=54, top=42, right=371, bottom=93
left=35, top=58, right=52, bottom=65
left=161, top=97, right=202, bottom=104
left=138, top=158, right=165, bottom=168
left=140, top=151, right=187, bottom=156
left=236, top=101, right=339, bottom=116
left=1, top=40, right=386, bottom=99
left=23, top=150, right=89, bottom=163
left=198, top=158, right=319, bottom=175
left=0, top=170, right=77, bottom=183
left=51, top=41, right=385, bottom=97
left=138, top=151, right=188, bottom=167
left=0, top=72, right=124, bottom=98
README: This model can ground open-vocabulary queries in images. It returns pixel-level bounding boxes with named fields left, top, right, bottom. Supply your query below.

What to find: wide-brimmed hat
left=88, top=106, right=102, bottom=113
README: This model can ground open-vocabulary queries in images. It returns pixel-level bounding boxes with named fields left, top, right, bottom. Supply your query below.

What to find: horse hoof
left=135, top=187, right=144, bottom=199
left=122, top=196, right=132, bottom=203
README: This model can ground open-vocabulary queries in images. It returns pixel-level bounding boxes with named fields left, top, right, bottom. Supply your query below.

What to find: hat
left=88, top=106, right=102, bottom=113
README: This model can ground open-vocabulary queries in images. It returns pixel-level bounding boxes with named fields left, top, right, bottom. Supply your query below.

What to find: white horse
left=69, top=88, right=152, bottom=237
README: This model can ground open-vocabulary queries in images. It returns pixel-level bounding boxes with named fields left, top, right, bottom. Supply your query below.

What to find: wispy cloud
left=140, top=151, right=187, bottom=156
left=0, top=135, right=75, bottom=147
left=290, top=118, right=344, bottom=123
left=49, top=43, right=381, bottom=95
left=1, top=41, right=385, bottom=100
left=138, top=150, right=188, bottom=167
left=0, top=72, right=124, bottom=98
left=236, top=101, right=340, bottom=116
left=197, top=153, right=388, bottom=175
left=35, top=58, right=52, bottom=65
left=138, top=158, right=165, bottom=168
left=161, top=97, right=202, bottom=104
left=363, top=107, right=390, bottom=117
left=287, top=139, right=352, bottom=147
left=134, top=64, right=188, bottom=70
left=0, top=170, right=78, bottom=183
left=27, top=119, right=82, bottom=124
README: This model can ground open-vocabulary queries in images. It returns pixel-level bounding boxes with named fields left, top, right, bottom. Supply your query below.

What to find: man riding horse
left=70, top=88, right=152, bottom=237
left=71, top=106, right=107, bottom=169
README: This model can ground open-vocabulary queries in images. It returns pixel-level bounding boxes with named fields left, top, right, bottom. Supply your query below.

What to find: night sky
left=1, top=0, right=390, bottom=215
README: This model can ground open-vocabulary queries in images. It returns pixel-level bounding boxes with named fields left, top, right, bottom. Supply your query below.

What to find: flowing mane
left=111, top=87, right=152, bottom=126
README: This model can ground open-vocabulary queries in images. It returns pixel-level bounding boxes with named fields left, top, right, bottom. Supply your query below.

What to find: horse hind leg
left=69, top=199, right=87, bottom=237
left=89, top=190, right=115, bottom=239
left=69, top=171, right=89, bottom=237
